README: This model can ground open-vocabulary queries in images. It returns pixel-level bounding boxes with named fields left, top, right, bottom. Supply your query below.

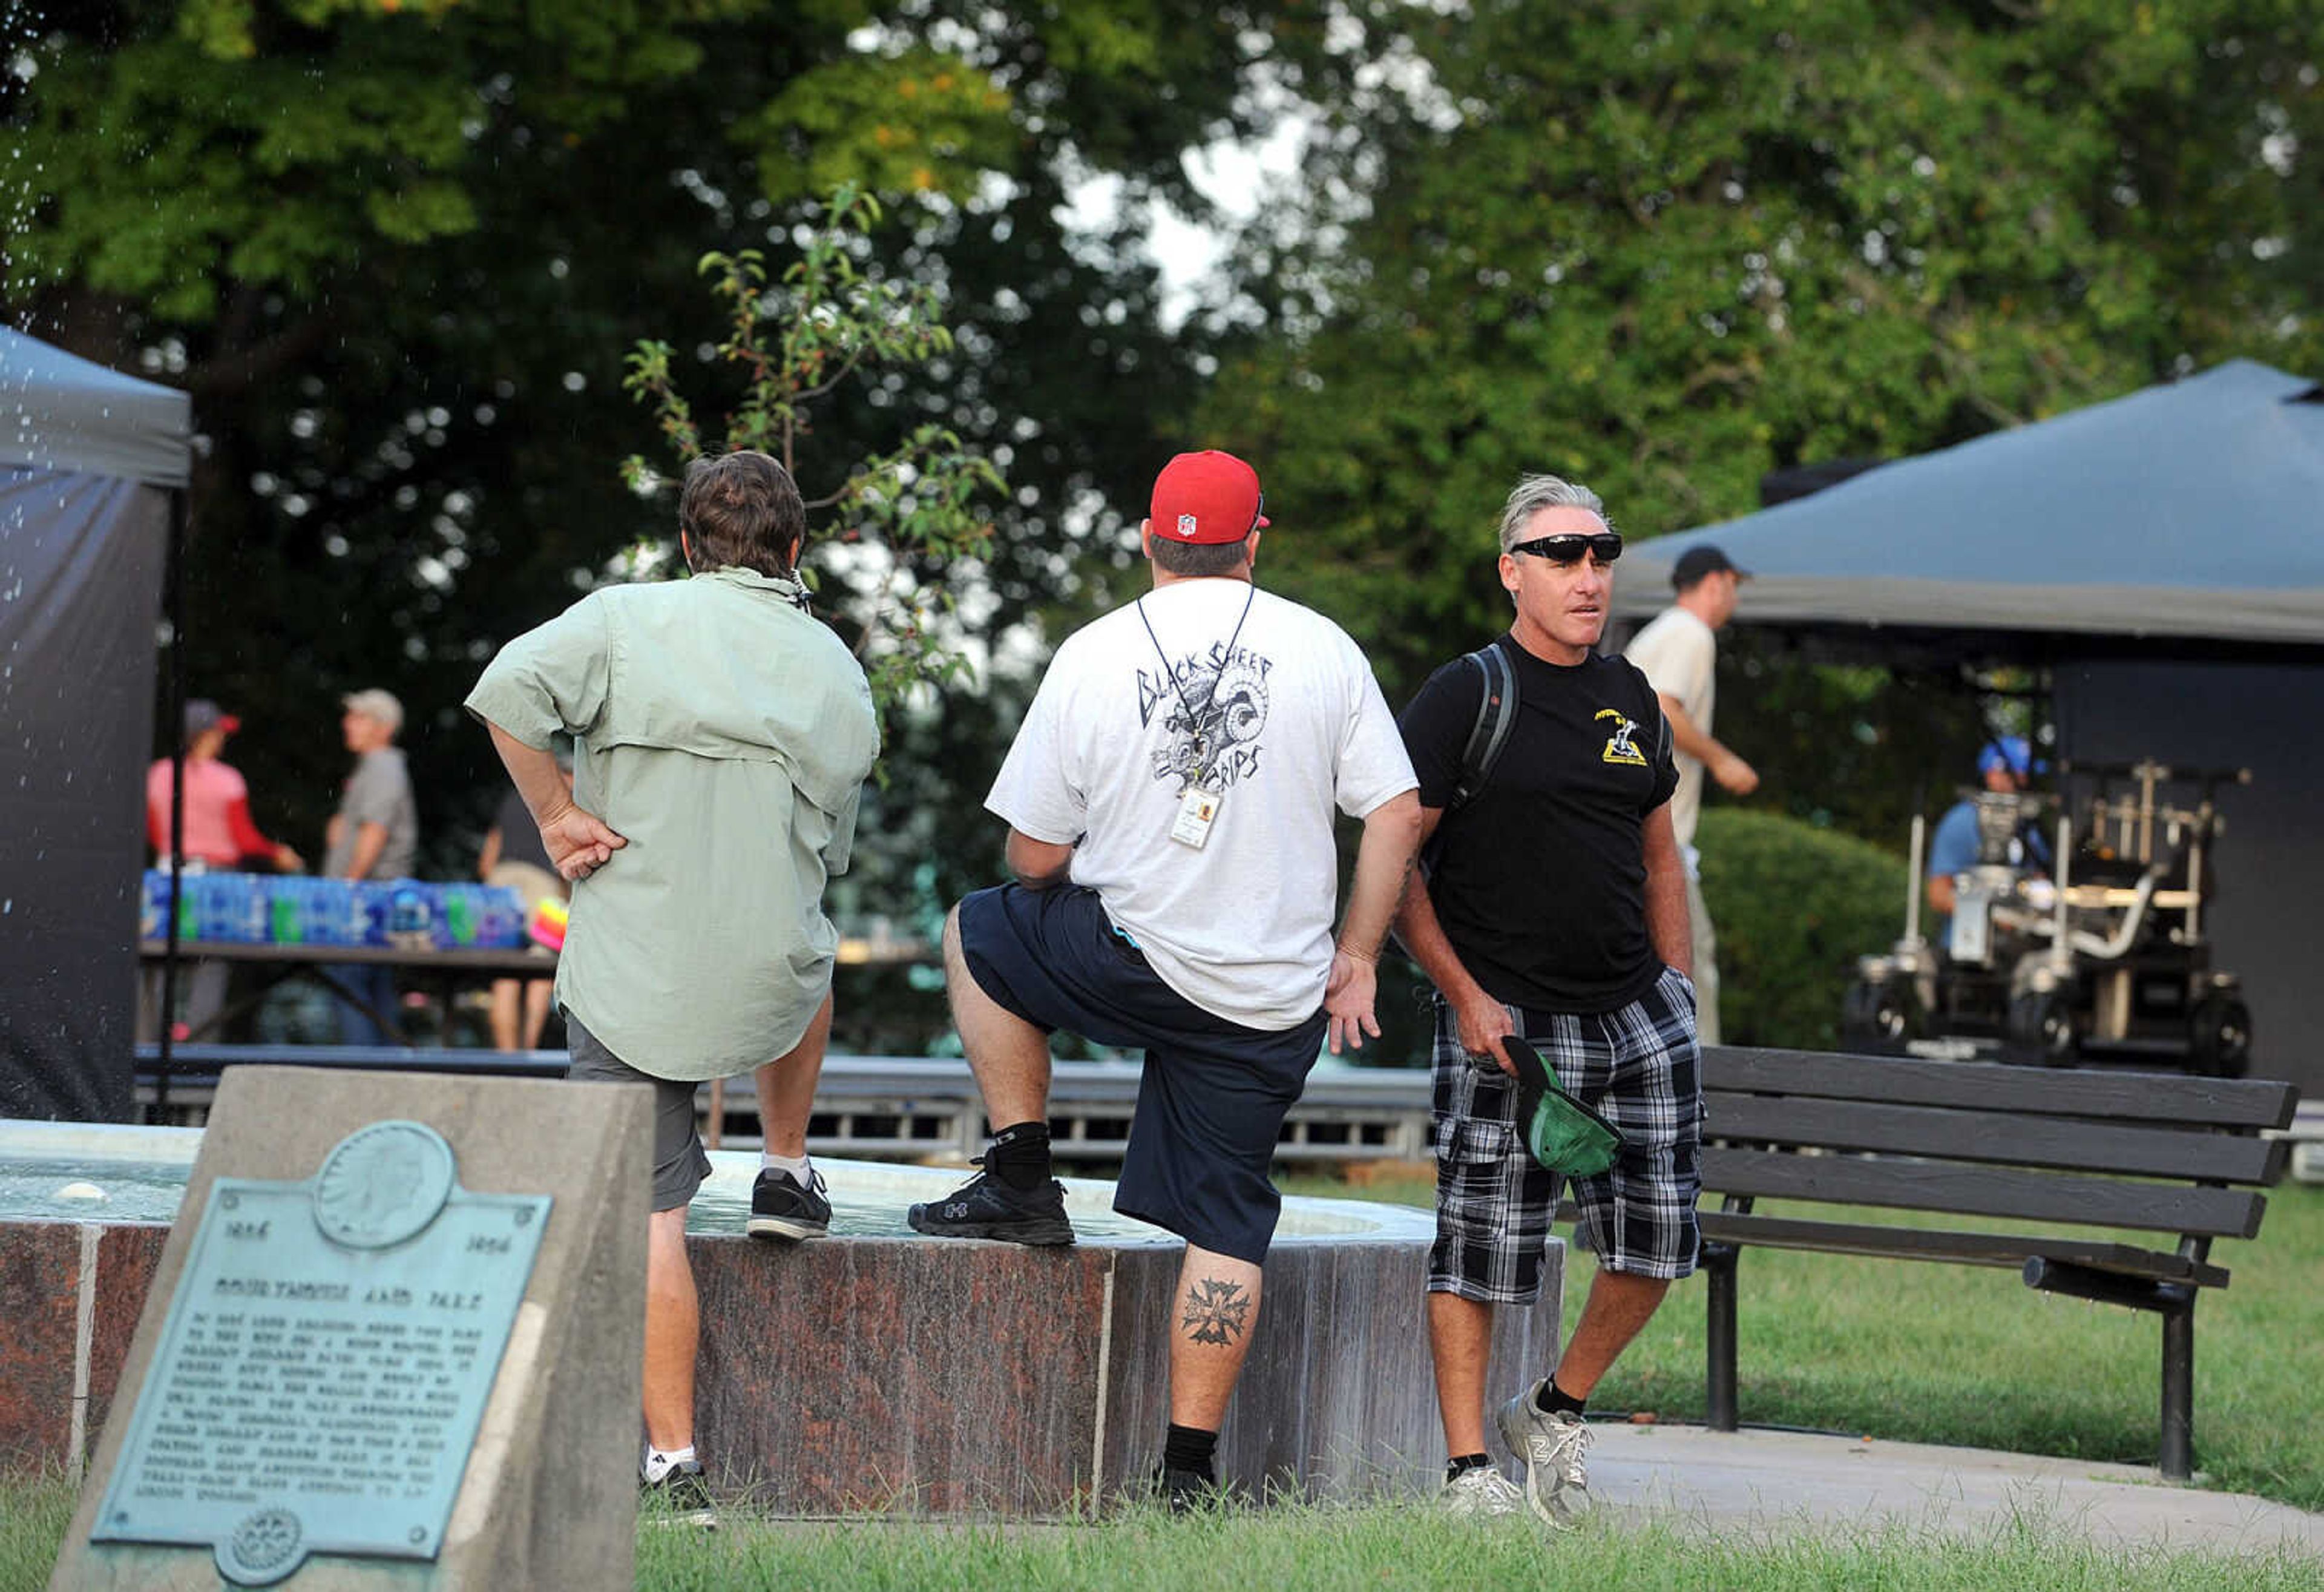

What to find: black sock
left=1162, top=1424, right=1217, bottom=1478
left=1446, top=1452, right=1492, bottom=1481
left=984, top=1122, right=1053, bottom=1191
left=1535, top=1377, right=1587, bottom=1418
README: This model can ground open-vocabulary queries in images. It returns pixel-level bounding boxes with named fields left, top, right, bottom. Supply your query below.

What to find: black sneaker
left=747, top=1168, right=830, bottom=1240
left=640, top=1459, right=718, bottom=1528
left=906, top=1161, right=1074, bottom=1245
left=1155, top=1464, right=1223, bottom=1515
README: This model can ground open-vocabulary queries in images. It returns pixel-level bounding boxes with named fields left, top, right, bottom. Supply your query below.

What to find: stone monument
left=48, top=1066, right=649, bottom=1590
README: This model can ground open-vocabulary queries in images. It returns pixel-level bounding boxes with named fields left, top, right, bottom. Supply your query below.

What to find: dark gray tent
left=0, top=327, right=190, bottom=1120
left=1612, top=360, right=2324, bottom=1095
left=1618, top=359, right=2324, bottom=643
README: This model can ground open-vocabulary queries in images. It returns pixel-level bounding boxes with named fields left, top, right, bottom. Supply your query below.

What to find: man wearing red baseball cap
left=912, top=449, right=1422, bottom=1507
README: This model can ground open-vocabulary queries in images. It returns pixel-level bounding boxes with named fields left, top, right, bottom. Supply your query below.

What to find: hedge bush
left=1698, top=808, right=1909, bottom=1050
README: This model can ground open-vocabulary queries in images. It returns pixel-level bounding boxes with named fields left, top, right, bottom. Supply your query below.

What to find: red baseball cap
left=1149, top=450, right=1270, bottom=546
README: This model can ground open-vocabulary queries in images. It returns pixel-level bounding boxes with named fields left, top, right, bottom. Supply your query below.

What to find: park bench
left=1609, top=1047, right=2297, bottom=1480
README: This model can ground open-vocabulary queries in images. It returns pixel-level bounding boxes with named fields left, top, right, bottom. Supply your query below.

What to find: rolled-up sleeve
left=465, top=597, right=611, bottom=747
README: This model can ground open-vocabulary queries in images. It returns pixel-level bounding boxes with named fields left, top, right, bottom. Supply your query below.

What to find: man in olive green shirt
left=466, top=450, right=878, bottom=1516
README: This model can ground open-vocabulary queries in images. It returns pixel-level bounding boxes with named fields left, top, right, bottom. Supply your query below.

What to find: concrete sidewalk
left=1583, top=1422, right=2324, bottom=1558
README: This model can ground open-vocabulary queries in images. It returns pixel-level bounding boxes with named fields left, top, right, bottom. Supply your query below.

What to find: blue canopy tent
left=1613, top=360, right=2324, bottom=1094
left=0, top=327, right=192, bottom=1120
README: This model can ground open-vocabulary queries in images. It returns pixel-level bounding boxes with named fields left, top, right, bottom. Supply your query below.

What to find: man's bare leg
left=908, top=906, right=1072, bottom=1242
left=1157, top=1244, right=1264, bottom=1498
left=753, top=990, right=835, bottom=1158
left=1428, top=1290, right=1495, bottom=1456
left=1169, top=1246, right=1265, bottom=1431
left=942, top=903, right=1051, bottom=1123
left=641, top=1205, right=697, bottom=1452
left=1551, top=1268, right=1669, bottom=1398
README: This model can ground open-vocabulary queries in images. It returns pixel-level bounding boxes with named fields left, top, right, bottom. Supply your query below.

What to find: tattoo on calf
left=1180, top=1277, right=1252, bottom=1346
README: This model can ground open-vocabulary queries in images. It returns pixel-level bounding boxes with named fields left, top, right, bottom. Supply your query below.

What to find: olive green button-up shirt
left=465, top=567, right=879, bottom=1081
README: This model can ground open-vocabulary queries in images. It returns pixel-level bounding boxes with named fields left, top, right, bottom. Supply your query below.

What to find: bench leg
left=1703, top=1240, right=1739, bottom=1432
left=2159, top=1288, right=2195, bottom=1482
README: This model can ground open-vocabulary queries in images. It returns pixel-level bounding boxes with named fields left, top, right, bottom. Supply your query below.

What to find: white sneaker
left=1494, top=1380, right=1593, bottom=1528
left=1440, top=1464, right=1525, bottom=1519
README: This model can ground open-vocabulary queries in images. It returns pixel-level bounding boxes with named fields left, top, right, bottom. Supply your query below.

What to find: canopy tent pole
left=156, top=487, right=189, bottom=1107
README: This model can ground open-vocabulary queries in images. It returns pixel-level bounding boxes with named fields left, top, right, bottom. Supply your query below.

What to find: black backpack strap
left=1448, top=643, right=1518, bottom=812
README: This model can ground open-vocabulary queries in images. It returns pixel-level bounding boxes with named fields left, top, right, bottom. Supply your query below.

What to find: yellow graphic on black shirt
left=1595, top=708, right=1647, bottom=767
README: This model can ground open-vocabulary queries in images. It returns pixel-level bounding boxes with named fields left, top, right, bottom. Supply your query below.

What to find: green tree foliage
left=1698, top=808, right=1909, bottom=1049
left=1, top=0, right=1345, bottom=913
left=620, top=189, right=1005, bottom=714
left=1200, top=0, right=2323, bottom=793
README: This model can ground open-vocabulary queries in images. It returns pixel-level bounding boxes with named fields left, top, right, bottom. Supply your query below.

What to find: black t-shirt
left=492, top=788, right=556, bottom=873
left=1399, top=634, right=1679, bottom=1013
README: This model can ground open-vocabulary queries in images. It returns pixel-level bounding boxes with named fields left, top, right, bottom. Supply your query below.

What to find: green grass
left=0, top=1467, right=76, bottom=1592
left=1290, top=1168, right=2324, bottom=1513
left=10, top=1473, right=2311, bottom=1592
left=637, top=1502, right=2313, bottom=1590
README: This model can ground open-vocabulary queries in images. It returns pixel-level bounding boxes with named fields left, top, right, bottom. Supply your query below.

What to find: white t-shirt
left=986, top=579, right=1417, bottom=1031
left=1624, top=605, right=1716, bottom=849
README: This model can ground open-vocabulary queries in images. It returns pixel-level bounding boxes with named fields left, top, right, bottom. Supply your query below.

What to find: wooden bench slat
left=1705, top=1047, right=2298, bottom=1130
left=1703, top=1093, right=2286, bottom=1184
left=1701, top=1145, right=2269, bottom=1238
left=1692, top=1212, right=2230, bottom=1288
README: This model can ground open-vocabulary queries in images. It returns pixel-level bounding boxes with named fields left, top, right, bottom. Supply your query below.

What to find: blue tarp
left=1617, top=361, right=2324, bottom=646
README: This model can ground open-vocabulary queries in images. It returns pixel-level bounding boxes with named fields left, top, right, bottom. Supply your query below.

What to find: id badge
left=1169, top=786, right=1221, bottom=849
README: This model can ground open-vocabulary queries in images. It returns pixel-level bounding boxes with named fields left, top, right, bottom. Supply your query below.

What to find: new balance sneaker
left=906, top=1161, right=1074, bottom=1246
left=639, top=1459, right=718, bottom=1528
left=747, top=1167, right=830, bottom=1241
left=1495, top=1381, right=1594, bottom=1528
left=1440, top=1463, right=1525, bottom=1519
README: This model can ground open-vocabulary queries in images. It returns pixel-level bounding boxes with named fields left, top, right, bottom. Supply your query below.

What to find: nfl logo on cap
left=1149, top=450, right=1271, bottom=547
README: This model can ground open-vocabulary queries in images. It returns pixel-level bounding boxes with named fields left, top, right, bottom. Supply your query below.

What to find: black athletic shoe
left=640, top=1459, right=718, bottom=1528
left=747, top=1168, right=830, bottom=1241
left=1155, top=1464, right=1223, bottom=1515
left=906, top=1161, right=1074, bottom=1245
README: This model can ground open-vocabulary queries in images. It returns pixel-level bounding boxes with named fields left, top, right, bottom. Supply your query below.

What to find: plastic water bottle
left=441, top=885, right=477, bottom=949
left=481, top=886, right=526, bottom=949
left=387, top=882, right=432, bottom=950
left=238, top=874, right=268, bottom=943
left=267, top=877, right=304, bottom=944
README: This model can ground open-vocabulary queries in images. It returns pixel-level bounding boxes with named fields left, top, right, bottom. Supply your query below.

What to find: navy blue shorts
left=956, top=883, right=1327, bottom=1266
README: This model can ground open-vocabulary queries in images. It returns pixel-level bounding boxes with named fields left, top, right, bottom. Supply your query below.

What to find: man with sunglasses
left=1623, top=543, right=1757, bottom=1046
left=1394, top=474, right=1699, bottom=1527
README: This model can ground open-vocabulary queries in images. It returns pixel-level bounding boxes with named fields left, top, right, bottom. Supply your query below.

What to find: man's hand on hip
left=541, top=803, right=627, bottom=881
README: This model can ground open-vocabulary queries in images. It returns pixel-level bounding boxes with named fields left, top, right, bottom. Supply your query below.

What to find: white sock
left=642, top=1444, right=697, bottom=1484
left=761, top=1150, right=812, bottom=1186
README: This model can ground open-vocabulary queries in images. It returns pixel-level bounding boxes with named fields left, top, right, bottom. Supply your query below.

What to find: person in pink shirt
left=141, top=699, right=301, bottom=1042
left=145, top=699, right=303, bottom=872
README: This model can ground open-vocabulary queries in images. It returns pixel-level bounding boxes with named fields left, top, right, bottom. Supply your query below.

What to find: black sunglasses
left=1509, top=531, right=1623, bottom=565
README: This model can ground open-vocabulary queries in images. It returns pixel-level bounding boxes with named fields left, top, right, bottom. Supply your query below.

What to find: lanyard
left=1135, top=581, right=1257, bottom=789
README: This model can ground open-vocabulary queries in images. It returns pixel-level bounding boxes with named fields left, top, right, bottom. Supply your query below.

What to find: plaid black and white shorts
left=1427, top=964, right=1703, bottom=1303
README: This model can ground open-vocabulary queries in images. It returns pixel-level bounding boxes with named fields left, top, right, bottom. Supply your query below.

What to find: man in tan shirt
left=1624, top=544, right=1756, bottom=1045
left=466, top=450, right=878, bottom=1520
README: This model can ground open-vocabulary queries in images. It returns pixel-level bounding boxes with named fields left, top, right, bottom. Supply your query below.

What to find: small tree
left=620, top=185, right=1003, bottom=712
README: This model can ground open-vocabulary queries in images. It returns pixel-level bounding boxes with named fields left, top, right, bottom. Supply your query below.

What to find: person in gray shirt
left=323, top=687, right=418, bottom=1044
